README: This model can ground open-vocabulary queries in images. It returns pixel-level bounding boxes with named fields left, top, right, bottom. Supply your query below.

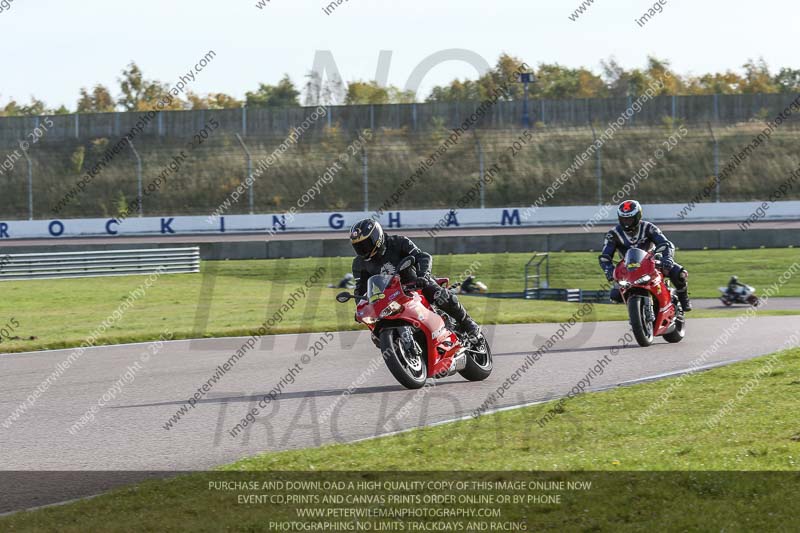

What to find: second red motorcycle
left=613, top=248, right=687, bottom=347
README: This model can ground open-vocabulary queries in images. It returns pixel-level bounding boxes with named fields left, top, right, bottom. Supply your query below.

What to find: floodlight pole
left=519, top=72, right=535, bottom=129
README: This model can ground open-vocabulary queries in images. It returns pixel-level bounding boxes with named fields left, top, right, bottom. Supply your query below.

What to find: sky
left=0, top=0, right=796, bottom=109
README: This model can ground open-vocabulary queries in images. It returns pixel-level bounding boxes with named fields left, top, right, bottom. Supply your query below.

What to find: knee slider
left=440, top=289, right=457, bottom=306
left=673, top=269, right=688, bottom=290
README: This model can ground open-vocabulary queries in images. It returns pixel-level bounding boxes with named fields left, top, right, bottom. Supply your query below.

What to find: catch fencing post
left=672, top=95, right=677, bottom=129
left=21, top=144, right=33, bottom=220
left=369, top=105, right=375, bottom=131
left=627, top=95, right=634, bottom=126
left=472, top=130, right=485, bottom=208
left=235, top=134, right=254, bottom=214
left=590, top=123, right=602, bottom=205
left=362, top=145, right=369, bottom=212
left=127, top=140, right=143, bottom=216
left=707, top=122, right=720, bottom=202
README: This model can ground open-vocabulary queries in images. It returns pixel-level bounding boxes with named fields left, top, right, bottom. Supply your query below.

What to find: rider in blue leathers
left=599, top=200, right=692, bottom=311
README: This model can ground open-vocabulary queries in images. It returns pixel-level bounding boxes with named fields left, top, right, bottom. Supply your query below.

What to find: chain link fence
left=1, top=93, right=800, bottom=143
left=1, top=120, right=799, bottom=220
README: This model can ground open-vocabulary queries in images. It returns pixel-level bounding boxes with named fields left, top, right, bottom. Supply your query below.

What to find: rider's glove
left=661, top=256, right=675, bottom=271
left=400, top=264, right=418, bottom=281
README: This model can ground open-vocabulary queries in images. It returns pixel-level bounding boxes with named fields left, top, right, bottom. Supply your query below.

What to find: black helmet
left=617, top=200, right=643, bottom=236
left=730, top=276, right=738, bottom=283
left=349, top=219, right=385, bottom=260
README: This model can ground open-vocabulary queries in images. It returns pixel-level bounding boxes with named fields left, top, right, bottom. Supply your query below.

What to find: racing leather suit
left=352, top=235, right=475, bottom=330
left=727, top=278, right=746, bottom=298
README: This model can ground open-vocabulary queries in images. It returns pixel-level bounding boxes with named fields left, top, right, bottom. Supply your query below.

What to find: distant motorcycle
left=719, top=285, right=761, bottom=307
left=456, top=275, right=488, bottom=295
left=328, top=273, right=356, bottom=290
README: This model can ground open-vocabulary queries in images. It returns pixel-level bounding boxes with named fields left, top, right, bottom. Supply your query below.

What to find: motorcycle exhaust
left=445, top=350, right=468, bottom=376
left=435, top=350, right=468, bottom=378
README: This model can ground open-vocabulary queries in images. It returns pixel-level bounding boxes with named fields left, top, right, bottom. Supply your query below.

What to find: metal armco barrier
left=0, top=248, right=200, bottom=281
left=523, top=288, right=610, bottom=303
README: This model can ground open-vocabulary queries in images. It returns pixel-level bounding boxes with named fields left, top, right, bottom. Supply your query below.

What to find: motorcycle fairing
left=358, top=274, right=462, bottom=378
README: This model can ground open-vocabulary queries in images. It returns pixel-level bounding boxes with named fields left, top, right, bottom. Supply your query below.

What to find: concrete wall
left=4, top=202, right=800, bottom=240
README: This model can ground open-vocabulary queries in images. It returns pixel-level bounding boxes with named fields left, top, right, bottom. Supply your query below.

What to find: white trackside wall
left=1, top=201, right=798, bottom=239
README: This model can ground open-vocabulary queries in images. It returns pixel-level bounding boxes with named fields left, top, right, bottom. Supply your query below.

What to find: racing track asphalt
left=2, top=314, right=800, bottom=513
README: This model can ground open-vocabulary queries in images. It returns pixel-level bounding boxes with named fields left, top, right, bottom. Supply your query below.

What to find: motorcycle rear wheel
left=379, top=328, right=427, bottom=390
left=459, top=333, right=493, bottom=381
left=663, top=313, right=686, bottom=344
left=628, top=295, right=654, bottom=347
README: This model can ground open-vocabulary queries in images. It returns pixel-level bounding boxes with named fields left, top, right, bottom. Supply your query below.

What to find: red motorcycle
left=336, top=257, right=493, bottom=389
left=613, top=248, right=686, bottom=347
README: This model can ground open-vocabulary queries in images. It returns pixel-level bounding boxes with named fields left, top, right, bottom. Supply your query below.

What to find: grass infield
left=0, top=248, right=797, bottom=354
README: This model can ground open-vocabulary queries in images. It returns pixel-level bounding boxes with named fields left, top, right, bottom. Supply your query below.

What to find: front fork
left=643, top=296, right=655, bottom=324
left=398, top=327, right=422, bottom=357
left=623, top=289, right=656, bottom=325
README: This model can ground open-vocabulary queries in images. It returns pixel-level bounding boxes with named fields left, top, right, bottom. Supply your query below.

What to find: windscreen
left=366, top=275, right=393, bottom=302
left=623, top=248, right=648, bottom=269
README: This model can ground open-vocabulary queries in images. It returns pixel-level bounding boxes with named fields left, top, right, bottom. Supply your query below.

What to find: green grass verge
left=3, top=348, right=799, bottom=531
left=0, top=248, right=797, bottom=354
left=224, top=348, right=800, bottom=472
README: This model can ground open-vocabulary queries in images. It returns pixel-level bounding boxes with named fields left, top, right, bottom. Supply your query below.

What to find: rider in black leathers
left=726, top=276, right=747, bottom=298
left=349, top=219, right=480, bottom=337
left=599, top=200, right=693, bottom=311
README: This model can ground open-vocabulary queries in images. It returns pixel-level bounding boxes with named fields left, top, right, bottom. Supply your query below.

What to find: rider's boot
left=435, top=288, right=481, bottom=339
left=460, top=317, right=481, bottom=340
left=677, top=288, right=693, bottom=312
left=669, top=266, right=692, bottom=312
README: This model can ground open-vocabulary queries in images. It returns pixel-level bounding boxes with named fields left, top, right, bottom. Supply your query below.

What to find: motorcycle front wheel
left=379, top=328, right=427, bottom=389
left=628, top=295, right=654, bottom=347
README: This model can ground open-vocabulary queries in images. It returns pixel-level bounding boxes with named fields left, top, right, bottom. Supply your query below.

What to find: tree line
left=2, top=54, right=799, bottom=117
